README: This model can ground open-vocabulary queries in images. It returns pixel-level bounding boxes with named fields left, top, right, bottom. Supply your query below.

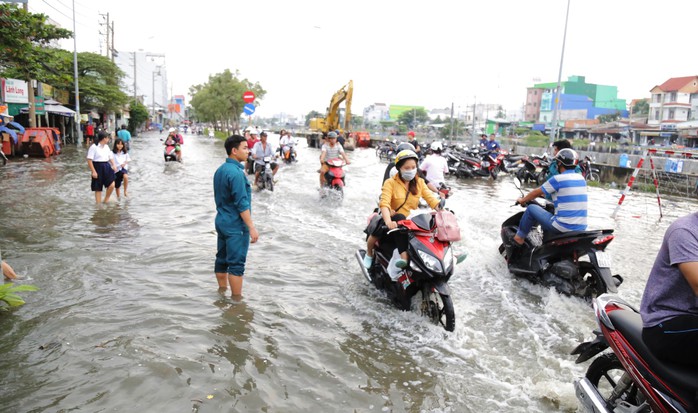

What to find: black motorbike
left=255, top=156, right=274, bottom=191
left=355, top=209, right=466, bottom=331
left=572, top=294, right=698, bottom=412
left=499, top=196, right=622, bottom=298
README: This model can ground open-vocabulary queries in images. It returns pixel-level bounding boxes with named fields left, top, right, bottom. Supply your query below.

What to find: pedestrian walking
left=84, top=123, right=95, bottom=146
left=116, top=125, right=132, bottom=151
left=112, top=138, right=131, bottom=198
left=87, top=131, right=117, bottom=204
left=213, top=135, right=259, bottom=300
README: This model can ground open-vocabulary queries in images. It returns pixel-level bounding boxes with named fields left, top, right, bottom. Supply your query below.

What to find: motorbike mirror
left=513, top=177, right=525, bottom=196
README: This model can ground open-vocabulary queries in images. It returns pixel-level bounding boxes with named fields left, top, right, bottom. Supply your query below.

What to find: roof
left=652, top=76, right=698, bottom=93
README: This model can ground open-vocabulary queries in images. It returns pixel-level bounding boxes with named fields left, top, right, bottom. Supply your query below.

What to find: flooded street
left=0, top=132, right=695, bottom=412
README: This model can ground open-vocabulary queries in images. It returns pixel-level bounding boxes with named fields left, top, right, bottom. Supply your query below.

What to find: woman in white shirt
left=112, top=138, right=132, bottom=198
left=86, top=131, right=117, bottom=204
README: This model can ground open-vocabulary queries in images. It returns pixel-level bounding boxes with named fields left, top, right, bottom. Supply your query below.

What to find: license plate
left=595, top=251, right=612, bottom=268
left=481, top=161, right=490, bottom=167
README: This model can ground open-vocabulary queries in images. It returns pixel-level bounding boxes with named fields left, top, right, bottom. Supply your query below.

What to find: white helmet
left=430, top=141, right=443, bottom=151
left=168, top=127, right=176, bottom=133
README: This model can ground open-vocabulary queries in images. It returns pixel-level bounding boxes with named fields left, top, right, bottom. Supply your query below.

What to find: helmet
left=407, top=131, right=415, bottom=138
left=394, top=149, right=419, bottom=165
left=168, top=127, right=176, bottom=133
left=555, top=148, right=579, bottom=168
left=430, top=141, right=443, bottom=151
left=396, top=142, right=415, bottom=152
left=327, top=131, right=338, bottom=138
left=249, top=129, right=259, bottom=135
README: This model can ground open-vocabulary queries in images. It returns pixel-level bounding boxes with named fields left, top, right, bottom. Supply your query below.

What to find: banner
left=2, top=79, right=29, bottom=103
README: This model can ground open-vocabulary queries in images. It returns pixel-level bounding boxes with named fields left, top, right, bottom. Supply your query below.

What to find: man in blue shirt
left=479, top=134, right=488, bottom=148
left=486, top=133, right=501, bottom=152
left=214, top=135, right=259, bottom=299
left=513, top=148, right=587, bottom=246
left=116, top=125, right=131, bottom=150
left=547, top=139, right=582, bottom=179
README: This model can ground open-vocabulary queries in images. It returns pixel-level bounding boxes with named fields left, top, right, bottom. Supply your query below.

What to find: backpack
left=434, top=209, right=461, bottom=242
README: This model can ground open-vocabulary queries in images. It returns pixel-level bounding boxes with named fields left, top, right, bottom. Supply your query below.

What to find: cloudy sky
left=26, top=0, right=698, bottom=119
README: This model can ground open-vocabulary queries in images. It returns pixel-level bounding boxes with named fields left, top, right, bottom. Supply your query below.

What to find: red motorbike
left=322, top=158, right=346, bottom=197
left=572, top=294, right=698, bottom=412
left=355, top=208, right=466, bottom=332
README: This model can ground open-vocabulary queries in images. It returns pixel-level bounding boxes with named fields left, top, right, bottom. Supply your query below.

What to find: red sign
left=242, top=91, right=255, bottom=103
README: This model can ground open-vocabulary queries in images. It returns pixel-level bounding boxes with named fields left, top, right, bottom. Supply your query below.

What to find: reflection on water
left=0, top=132, right=695, bottom=412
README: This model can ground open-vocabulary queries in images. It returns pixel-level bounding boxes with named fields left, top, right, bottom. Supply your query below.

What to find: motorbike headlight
left=443, top=247, right=453, bottom=272
left=418, top=250, right=443, bottom=273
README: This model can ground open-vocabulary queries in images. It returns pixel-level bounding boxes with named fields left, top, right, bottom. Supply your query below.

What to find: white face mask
left=400, top=168, right=417, bottom=181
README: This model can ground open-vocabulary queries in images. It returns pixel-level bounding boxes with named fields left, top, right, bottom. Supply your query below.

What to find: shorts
left=114, top=169, right=128, bottom=188
left=91, top=162, right=115, bottom=191
left=215, top=227, right=250, bottom=276
left=255, top=162, right=278, bottom=173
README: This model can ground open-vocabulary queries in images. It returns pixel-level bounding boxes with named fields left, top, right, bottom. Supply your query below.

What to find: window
left=668, top=108, right=675, bottom=119
left=654, top=110, right=659, bottom=120
left=670, top=92, right=677, bottom=102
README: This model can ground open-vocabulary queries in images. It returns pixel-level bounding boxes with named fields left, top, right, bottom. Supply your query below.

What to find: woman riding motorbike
left=363, top=150, right=441, bottom=270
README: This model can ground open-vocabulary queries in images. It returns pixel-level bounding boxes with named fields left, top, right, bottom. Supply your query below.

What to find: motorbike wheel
left=421, top=287, right=455, bottom=332
left=490, top=168, right=498, bottom=180
left=535, top=171, right=547, bottom=186
left=586, top=353, right=642, bottom=407
left=577, top=263, right=606, bottom=299
left=587, top=172, right=600, bottom=182
left=266, top=175, right=274, bottom=191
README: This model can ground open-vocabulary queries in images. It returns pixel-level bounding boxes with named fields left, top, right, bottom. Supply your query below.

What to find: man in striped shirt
left=513, top=148, right=587, bottom=246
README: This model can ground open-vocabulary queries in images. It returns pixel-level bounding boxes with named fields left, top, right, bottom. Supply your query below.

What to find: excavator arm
left=325, top=80, right=353, bottom=133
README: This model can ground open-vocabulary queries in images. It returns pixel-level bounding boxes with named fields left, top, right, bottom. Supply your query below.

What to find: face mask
left=400, top=169, right=417, bottom=181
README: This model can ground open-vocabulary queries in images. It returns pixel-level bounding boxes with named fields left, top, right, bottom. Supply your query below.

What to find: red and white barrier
left=612, top=149, right=664, bottom=219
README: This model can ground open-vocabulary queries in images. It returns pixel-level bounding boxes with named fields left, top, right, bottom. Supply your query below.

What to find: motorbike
left=516, top=154, right=549, bottom=185
left=163, top=139, right=178, bottom=162
left=355, top=207, right=466, bottom=332
left=280, top=142, right=297, bottom=164
left=376, top=141, right=397, bottom=162
left=571, top=294, right=698, bottom=412
left=256, top=156, right=274, bottom=191
left=580, top=155, right=600, bottom=182
left=322, top=158, right=345, bottom=197
left=499, top=186, right=622, bottom=298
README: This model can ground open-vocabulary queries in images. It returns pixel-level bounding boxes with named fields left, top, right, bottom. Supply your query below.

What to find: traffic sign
left=242, top=91, right=255, bottom=103
left=243, top=103, right=255, bottom=116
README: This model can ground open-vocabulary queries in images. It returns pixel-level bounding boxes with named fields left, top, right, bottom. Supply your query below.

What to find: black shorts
left=114, top=169, right=127, bottom=189
left=91, top=162, right=115, bottom=191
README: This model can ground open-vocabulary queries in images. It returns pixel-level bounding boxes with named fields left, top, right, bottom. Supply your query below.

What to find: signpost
left=242, top=91, right=255, bottom=128
left=243, top=103, right=255, bottom=116
left=243, top=91, right=255, bottom=104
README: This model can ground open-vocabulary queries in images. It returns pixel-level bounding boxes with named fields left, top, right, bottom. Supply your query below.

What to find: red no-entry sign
left=243, top=91, right=255, bottom=103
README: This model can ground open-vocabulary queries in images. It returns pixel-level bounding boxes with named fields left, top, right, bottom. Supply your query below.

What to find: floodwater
left=0, top=131, right=695, bottom=412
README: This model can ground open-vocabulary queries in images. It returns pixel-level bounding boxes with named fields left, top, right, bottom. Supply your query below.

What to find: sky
left=25, top=0, right=698, bottom=120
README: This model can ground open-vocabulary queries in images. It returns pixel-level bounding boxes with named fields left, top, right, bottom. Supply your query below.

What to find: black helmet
left=396, top=142, right=415, bottom=153
left=555, top=148, right=579, bottom=168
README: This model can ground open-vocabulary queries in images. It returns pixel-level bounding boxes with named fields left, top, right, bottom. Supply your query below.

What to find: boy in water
left=213, top=135, right=259, bottom=300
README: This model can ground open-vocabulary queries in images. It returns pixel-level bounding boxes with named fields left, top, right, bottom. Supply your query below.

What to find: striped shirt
left=541, top=170, right=587, bottom=232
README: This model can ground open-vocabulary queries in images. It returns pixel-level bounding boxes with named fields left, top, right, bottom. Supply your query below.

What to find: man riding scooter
left=512, top=148, right=587, bottom=255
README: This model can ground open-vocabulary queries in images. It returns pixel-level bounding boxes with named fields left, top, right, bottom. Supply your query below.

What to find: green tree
left=397, top=108, right=429, bottom=126
left=128, top=100, right=149, bottom=133
left=350, top=115, right=364, bottom=128
left=189, top=69, right=266, bottom=132
left=440, top=119, right=466, bottom=140
left=632, top=100, right=649, bottom=115
left=0, top=4, right=72, bottom=125
left=597, top=111, right=621, bottom=123
left=305, top=110, right=323, bottom=126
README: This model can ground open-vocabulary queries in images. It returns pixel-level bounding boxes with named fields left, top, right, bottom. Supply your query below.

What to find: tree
left=440, top=119, right=466, bottom=140
left=305, top=110, right=323, bottom=126
left=397, top=108, right=429, bottom=127
left=495, top=106, right=506, bottom=119
left=598, top=111, right=621, bottom=124
left=350, top=115, right=364, bottom=129
left=632, top=100, right=649, bottom=115
left=0, top=4, right=72, bottom=126
left=128, top=100, right=149, bottom=133
left=189, top=69, right=265, bottom=133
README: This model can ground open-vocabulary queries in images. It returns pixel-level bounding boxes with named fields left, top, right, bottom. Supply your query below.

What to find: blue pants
left=215, top=228, right=250, bottom=276
left=516, top=204, right=561, bottom=239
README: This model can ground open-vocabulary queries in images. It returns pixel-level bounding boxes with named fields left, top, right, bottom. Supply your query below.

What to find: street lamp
left=549, top=0, right=572, bottom=146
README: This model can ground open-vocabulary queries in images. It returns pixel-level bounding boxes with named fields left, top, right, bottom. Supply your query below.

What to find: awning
left=640, top=131, right=661, bottom=136
left=20, top=103, right=76, bottom=116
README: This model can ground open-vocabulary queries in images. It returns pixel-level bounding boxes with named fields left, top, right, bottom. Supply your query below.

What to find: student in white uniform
left=112, top=138, right=131, bottom=199
left=87, top=131, right=117, bottom=204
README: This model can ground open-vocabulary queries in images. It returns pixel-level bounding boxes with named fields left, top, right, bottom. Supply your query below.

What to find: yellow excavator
left=307, top=80, right=355, bottom=150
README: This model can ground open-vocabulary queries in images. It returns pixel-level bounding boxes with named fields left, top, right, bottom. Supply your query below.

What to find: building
left=362, top=103, right=390, bottom=124
left=526, top=75, right=627, bottom=124
left=648, top=76, right=698, bottom=126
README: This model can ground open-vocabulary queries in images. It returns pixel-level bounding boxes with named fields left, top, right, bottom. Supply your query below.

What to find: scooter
left=355, top=207, right=466, bottom=332
left=580, top=155, right=600, bottom=182
left=163, top=140, right=177, bottom=162
left=571, top=294, right=698, bottom=412
left=322, top=158, right=345, bottom=197
left=499, top=183, right=622, bottom=298
left=256, top=156, right=274, bottom=191
left=280, top=143, right=297, bottom=164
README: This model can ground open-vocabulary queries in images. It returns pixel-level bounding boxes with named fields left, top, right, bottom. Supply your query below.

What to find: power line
left=51, top=0, right=92, bottom=19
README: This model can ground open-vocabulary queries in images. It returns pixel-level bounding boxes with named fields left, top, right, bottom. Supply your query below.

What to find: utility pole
left=110, top=20, right=115, bottom=62
left=550, top=0, right=571, bottom=146
left=471, top=97, right=477, bottom=146
left=23, top=1, right=36, bottom=128
left=72, top=0, right=81, bottom=144
left=132, top=52, right=137, bottom=101
left=99, top=12, right=110, bottom=59
left=152, top=67, right=161, bottom=125
left=449, top=102, right=455, bottom=145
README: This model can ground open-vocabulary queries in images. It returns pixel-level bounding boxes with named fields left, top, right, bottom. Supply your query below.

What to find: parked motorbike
left=256, top=156, right=274, bottom=191
left=571, top=294, right=698, bottom=412
left=322, top=158, right=345, bottom=197
left=355, top=207, right=466, bottom=331
left=580, top=155, right=600, bottom=182
left=376, top=141, right=397, bottom=162
left=499, top=186, right=622, bottom=298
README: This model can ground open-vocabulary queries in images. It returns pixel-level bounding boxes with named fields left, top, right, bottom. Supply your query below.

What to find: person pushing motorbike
left=512, top=148, right=587, bottom=248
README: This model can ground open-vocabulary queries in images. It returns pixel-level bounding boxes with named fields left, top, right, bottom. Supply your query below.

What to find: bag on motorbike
left=435, top=210, right=461, bottom=242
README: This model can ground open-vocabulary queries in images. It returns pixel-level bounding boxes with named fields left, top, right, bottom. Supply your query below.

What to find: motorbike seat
left=543, top=229, right=611, bottom=243
left=608, top=309, right=698, bottom=391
